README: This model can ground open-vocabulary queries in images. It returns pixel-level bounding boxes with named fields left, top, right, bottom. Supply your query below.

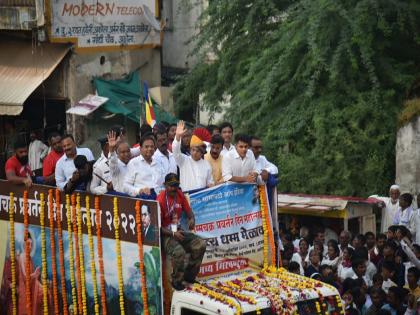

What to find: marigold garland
left=48, top=189, right=60, bottom=314
left=9, top=192, right=17, bottom=315
left=95, top=196, right=107, bottom=315
left=66, top=194, right=78, bottom=315
left=85, top=196, right=100, bottom=315
left=135, top=201, right=149, bottom=315
left=72, top=194, right=83, bottom=315
left=40, top=193, right=48, bottom=315
left=189, top=283, right=241, bottom=315
left=76, top=194, right=88, bottom=315
left=55, top=190, right=69, bottom=315
left=259, top=185, right=276, bottom=267
left=114, top=197, right=125, bottom=315
left=23, top=191, right=32, bottom=314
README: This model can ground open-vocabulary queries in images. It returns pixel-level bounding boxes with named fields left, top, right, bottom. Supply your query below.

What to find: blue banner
left=190, top=183, right=265, bottom=278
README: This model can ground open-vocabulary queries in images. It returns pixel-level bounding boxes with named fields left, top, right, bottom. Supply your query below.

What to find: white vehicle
left=170, top=269, right=344, bottom=315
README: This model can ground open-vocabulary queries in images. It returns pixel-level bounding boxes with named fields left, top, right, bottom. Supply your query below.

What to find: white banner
left=49, top=0, right=160, bottom=49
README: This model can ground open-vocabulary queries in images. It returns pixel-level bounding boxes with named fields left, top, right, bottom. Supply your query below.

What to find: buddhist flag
left=144, top=82, right=156, bottom=127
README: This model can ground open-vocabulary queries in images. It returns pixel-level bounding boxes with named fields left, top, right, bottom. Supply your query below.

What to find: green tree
left=174, top=0, right=420, bottom=196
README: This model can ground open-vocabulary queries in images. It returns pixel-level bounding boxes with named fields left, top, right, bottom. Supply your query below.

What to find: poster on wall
left=189, top=183, right=267, bottom=278
left=0, top=182, right=163, bottom=315
left=48, top=0, right=160, bottom=50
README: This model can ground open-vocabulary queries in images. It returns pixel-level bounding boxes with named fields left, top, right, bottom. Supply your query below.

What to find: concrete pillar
left=396, top=116, right=420, bottom=198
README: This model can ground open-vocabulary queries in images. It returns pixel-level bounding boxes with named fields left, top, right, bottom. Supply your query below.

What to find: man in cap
left=157, top=173, right=206, bottom=290
left=172, top=121, right=213, bottom=192
left=63, top=155, right=94, bottom=194
left=370, top=185, right=401, bottom=233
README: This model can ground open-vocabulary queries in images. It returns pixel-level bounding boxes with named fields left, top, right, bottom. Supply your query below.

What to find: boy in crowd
left=219, top=122, right=234, bottom=155
left=381, top=261, right=397, bottom=293
left=405, top=267, right=420, bottom=301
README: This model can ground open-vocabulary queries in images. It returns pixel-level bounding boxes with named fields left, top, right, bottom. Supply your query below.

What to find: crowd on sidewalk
left=281, top=187, right=420, bottom=315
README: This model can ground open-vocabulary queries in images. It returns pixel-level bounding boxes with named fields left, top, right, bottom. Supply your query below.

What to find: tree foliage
left=173, top=0, right=420, bottom=196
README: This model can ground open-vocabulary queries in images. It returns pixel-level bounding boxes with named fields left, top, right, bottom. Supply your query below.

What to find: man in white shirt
left=153, top=129, right=177, bottom=178
left=172, top=121, right=213, bottom=192
left=370, top=184, right=400, bottom=233
left=28, top=131, right=48, bottom=171
left=393, top=193, right=415, bottom=237
left=219, top=122, right=235, bottom=156
left=91, top=138, right=112, bottom=195
left=250, top=136, right=278, bottom=180
left=222, top=134, right=258, bottom=183
left=123, top=135, right=164, bottom=199
left=106, top=131, right=131, bottom=194
left=93, top=137, right=109, bottom=169
left=55, top=134, right=94, bottom=191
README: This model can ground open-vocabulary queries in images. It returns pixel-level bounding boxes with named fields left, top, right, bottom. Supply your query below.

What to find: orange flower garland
left=66, top=194, right=78, bottom=315
left=40, top=193, right=48, bottom=315
left=190, top=283, right=241, bottom=315
left=114, top=197, right=125, bottom=315
left=95, top=196, right=107, bottom=315
left=258, top=186, right=276, bottom=267
left=9, top=192, right=17, bottom=315
left=23, top=191, right=32, bottom=314
left=85, top=196, right=100, bottom=315
left=76, top=194, right=87, bottom=315
left=71, top=194, right=83, bottom=315
left=55, top=190, right=69, bottom=315
left=48, top=189, right=60, bottom=314
left=135, top=201, right=149, bottom=315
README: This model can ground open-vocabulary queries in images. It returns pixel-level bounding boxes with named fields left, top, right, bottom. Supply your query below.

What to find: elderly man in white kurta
left=370, top=185, right=400, bottom=233
left=172, top=121, right=213, bottom=192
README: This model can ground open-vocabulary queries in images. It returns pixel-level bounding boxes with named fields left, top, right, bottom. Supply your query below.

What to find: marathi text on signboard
left=49, top=0, right=160, bottom=50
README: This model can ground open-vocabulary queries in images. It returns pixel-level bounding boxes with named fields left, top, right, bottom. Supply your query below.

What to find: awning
left=277, top=193, right=377, bottom=219
left=93, top=71, right=178, bottom=124
left=0, top=36, right=70, bottom=115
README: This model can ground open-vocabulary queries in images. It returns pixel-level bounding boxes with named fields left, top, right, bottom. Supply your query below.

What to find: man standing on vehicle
left=157, top=173, right=207, bottom=290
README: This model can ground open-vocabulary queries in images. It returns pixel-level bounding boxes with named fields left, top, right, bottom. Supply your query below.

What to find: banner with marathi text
left=0, top=181, right=163, bottom=315
left=190, top=183, right=266, bottom=278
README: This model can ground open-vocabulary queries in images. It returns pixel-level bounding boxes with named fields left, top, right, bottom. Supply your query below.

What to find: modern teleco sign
left=48, top=0, right=160, bottom=51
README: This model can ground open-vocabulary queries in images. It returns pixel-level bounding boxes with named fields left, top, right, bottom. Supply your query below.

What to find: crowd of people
left=3, top=120, right=420, bottom=309
left=3, top=120, right=278, bottom=291
left=4, top=120, right=278, bottom=196
left=281, top=187, right=420, bottom=314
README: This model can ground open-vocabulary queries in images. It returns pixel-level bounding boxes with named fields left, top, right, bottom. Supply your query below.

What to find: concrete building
left=0, top=0, right=163, bottom=176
